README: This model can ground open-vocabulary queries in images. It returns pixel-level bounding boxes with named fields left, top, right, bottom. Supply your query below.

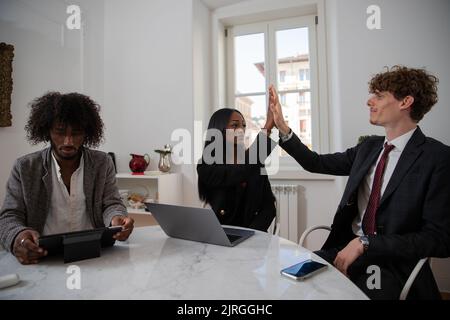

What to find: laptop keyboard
left=226, top=234, right=242, bottom=243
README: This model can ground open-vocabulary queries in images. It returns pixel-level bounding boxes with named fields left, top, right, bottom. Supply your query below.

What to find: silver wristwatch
left=279, top=128, right=293, bottom=142
left=359, top=235, right=369, bottom=252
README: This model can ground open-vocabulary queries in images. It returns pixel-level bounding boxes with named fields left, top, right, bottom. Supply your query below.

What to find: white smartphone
left=280, top=259, right=328, bottom=280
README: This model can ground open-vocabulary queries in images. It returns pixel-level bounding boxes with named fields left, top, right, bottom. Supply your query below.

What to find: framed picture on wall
left=0, top=42, right=14, bottom=127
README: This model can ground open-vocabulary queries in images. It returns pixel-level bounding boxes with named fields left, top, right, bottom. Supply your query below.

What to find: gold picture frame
left=0, top=42, right=14, bottom=127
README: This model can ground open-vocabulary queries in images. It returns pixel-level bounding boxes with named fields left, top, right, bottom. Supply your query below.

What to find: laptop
left=145, top=202, right=255, bottom=247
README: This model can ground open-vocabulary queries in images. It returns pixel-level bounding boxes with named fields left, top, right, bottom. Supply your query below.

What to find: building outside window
left=227, top=15, right=319, bottom=155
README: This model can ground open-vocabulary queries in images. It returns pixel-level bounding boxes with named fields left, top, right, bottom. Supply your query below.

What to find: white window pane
left=235, top=95, right=266, bottom=145
left=280, top=91, right=312, bottom=150
left=234, top=33, right=265, bottom=94
left=276, top=28, right=310, bottom=91
left=280, top=71, right=286, bottom=82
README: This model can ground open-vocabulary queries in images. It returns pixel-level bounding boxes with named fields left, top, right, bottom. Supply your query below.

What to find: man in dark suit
left=268, top=66, right=450, bottom=299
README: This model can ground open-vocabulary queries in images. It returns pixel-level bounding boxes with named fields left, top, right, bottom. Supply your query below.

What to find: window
left=298, top=92, right=305, bottom=104
left=298, top=69, right=310, bottom=81
left=300, top=119, right=307, bottom=133
left=280, top=71, right=286, bottom=82
left=227, top=16, right=320, bottom=155
left=280, top=93, right=286, bottom=105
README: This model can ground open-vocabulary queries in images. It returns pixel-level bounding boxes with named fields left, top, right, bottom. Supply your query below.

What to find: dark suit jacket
left=197, top=132, right=277, bottom=231
left=280, top=127, right=450, bottom=299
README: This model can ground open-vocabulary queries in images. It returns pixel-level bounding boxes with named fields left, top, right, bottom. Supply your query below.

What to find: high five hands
left=263, top=85, right=290, bottom=136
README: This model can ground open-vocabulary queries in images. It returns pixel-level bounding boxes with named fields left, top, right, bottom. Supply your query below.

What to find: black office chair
left=108, top=152, right=117, bottom=173
left=299, top=225, right=429, bottom=300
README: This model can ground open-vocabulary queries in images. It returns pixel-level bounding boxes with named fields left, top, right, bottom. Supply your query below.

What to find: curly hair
left=368, top=65, right=439, bottom=122
left=25, top=92, right=104, bottom=148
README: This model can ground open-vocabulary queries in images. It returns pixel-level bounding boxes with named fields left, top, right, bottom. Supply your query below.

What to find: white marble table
left=0, top=226, right=368, bottom=300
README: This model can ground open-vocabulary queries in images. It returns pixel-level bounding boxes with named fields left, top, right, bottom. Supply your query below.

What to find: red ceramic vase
left=129, top=154, right=150, bottom=173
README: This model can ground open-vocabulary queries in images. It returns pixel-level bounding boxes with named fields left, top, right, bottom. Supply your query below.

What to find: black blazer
left=197, top=133, right=276, bottom=231
left=280, top=127, right=450, bottom=299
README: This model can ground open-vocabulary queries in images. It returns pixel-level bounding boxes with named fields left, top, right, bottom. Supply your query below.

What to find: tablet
left=38, top=226, right=123, bottom=256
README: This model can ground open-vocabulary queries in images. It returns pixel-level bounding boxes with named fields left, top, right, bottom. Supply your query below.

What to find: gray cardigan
left=0, top=147, right=127, bottom=251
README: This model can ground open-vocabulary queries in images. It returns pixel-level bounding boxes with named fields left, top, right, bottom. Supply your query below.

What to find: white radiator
left=271, top=185, right=299, bottom=243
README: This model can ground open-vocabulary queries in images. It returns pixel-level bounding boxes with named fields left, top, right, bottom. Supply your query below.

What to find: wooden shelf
left=126, top=208, right=150, bottom=215
left=127, top=210, right=158, bottom=227
left=116, top=172, right=182, bottom=206
left=116, top=172, right=171, bottom=179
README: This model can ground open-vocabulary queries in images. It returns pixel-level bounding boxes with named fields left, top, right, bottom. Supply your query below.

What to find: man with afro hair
left=0, top=92, right=134, bottom=264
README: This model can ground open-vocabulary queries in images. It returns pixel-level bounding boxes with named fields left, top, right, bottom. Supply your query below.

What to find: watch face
left=360, top=236, right=369, bottom=250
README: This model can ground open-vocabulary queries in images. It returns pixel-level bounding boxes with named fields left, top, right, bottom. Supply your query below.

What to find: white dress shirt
left=42, top=152, right=94, bottom=235
left=352, top=127, right=417, bottom=236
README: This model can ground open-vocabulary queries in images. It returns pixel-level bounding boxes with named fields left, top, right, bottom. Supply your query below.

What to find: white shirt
left=42, top=152, right=94, bottom=235
left=352, top=127, right=417, bottom=236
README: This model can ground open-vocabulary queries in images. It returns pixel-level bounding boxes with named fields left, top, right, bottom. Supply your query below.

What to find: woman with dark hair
left=197, top=108, right=276, bottom=232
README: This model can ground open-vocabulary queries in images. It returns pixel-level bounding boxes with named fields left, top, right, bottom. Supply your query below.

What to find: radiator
left=271, top=185, right=299, bottom=243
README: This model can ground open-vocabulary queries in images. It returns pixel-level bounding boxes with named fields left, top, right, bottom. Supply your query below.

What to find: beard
left=50, top=141, right=82, bottom=160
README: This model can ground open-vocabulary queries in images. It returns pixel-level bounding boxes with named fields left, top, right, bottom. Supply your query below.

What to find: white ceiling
left=201, top=0, right=245, bottom=10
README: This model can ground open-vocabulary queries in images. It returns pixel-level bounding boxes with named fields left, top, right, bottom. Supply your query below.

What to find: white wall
left=327, top=0, right=450, bottom=147
left=101, top=0, right=200, bottom=206
left=193, top=0, right=212, bottom=132
left=192, top=0, right=212, bottom=205
left=80, top=0, right=105, bottom=101
left=0, top=0, right=101, bottom=203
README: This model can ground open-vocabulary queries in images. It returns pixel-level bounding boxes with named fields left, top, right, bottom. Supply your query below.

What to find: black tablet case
left=39, top=227, right=121, bottom=263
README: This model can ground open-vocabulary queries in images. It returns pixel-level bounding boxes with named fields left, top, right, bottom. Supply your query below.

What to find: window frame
left=226, top=15, right=324, bottom=168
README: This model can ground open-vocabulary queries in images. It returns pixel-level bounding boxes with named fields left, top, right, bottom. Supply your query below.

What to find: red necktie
left=362, top=142, right=395, bottom=235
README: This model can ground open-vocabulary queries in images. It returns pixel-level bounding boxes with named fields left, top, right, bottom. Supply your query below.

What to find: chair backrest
left=298, top=225, right=331, bottom=248
left=267, top=217, right=280, bottom=235
left=108, top=152, right=117, bottom=173
left=299, top=224, right=429, bottom=300
left=399, top=257, right=429, bottom=300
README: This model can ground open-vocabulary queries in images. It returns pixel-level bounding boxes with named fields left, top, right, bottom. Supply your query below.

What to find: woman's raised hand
left=268, top=85, right=290, bottom=135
